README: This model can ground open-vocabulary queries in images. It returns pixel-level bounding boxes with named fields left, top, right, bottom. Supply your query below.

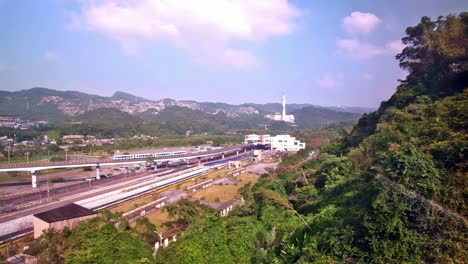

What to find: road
left=245, top=162, right=279, bottom=174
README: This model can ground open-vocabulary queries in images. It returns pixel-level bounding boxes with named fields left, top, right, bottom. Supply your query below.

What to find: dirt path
left=245, top=162, right=279, bottom=174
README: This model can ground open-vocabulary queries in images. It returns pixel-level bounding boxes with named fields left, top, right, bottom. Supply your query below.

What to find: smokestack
left=282, top=93, right=286, bottom=120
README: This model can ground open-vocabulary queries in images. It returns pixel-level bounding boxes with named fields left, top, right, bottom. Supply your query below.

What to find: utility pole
left=7, top=139, right=10, bottom=164
left=65, top=149, right=68, bottom=162
left=25, top=152, right=29, bottom=163
left=46, top=174, right=50, bottom=201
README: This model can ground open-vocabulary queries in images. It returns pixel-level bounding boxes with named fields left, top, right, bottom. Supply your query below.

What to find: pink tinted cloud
left=336, top=38, right=404, bottom=60
left=72, top=0, right=301, bottom=68
left=343, top=12, right=381, bottom=35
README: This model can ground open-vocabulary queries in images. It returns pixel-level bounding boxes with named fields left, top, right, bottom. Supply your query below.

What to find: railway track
left=0, top=153, right=252, bottom=246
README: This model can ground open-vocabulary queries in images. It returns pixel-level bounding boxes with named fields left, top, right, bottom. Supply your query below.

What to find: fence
left=123, top=197, right=168, bottom=222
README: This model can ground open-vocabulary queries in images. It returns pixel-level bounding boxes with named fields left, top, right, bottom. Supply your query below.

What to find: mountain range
left=0, top=87, right=371, bottom=132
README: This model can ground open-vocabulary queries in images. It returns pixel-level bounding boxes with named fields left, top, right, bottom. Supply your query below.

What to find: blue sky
left=0, top=0, right=466, bottom=107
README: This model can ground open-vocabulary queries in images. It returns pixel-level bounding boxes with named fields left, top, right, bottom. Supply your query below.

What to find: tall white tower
left=282, top=93, right=286, bottom=120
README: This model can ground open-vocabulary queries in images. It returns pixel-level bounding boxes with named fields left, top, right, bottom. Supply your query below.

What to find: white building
left=270, top=135, right=305, bottom=152
left=244, top=134, right=305, bottom=152
left=244, top=134, right=271, bottom=145
left=265, top=94, right=295, bottom=123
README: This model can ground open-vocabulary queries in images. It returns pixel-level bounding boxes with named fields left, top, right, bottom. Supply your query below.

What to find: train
left=112, top=150, right=187, bottom=161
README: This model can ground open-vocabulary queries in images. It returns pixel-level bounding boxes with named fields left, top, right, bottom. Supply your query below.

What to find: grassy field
left=0, top=171, right=31, bottom=183
left=235, top=172, right=260, bottom=187
left=143, top=210, right=172, bottom=232
left=191, top=185, right=240, bottom=203
left=175, top=177, right=199, bottom=190
left=205, top=168, right=230, bottom=180
left=116, top=166, right=260, bottom=231
left=190, top=172, right=260, bottom=203
left=0, top=155, right=49, bottom=165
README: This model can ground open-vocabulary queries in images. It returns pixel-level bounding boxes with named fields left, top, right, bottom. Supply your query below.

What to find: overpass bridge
left=0, top=145, right=252, bottom=188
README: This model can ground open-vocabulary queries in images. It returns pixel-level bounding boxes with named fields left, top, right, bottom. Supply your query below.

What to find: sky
left=0, top=0, right=466, bottom=107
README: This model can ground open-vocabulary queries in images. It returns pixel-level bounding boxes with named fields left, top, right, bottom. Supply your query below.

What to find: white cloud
left=317, top=73, right=342, bottom=89
left=343, top=12, right=381, bottom=35
left=72, top=0, right=301, bottom=68
left=45, top=51, right=58, bottom=62
left=336, top=38, right=404, bottom=60
left=385, top=39, right=405, bottom=53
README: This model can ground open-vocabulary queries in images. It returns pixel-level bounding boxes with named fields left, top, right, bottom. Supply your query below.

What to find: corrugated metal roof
left=33, top=203, right=96, bottom=223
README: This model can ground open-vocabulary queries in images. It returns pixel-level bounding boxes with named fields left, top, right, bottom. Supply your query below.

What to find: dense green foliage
left=25, top=212, right=154, bottom=263
left=154, top=13, right=468, bottom=263
left=292, top=106, right=360, bottom=129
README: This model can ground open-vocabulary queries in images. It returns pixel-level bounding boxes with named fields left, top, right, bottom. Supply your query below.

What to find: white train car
left=113, top=150, right=188, bottom=161
left=112, top=154, right=134, bottom=161
left=154, top=151, right=186, bottom=158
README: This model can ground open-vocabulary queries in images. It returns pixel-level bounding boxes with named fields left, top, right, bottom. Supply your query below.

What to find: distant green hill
left=0, top=87, right=365, bottom=134
left=111, top=91, right=151, bottom=103
left=153, top=106, right=228, bottom=134
left=292, top=106, right=360, bottom=129
left=76, top=108, right=142, bottom=125
left=66, top=108, right=143, bottom=137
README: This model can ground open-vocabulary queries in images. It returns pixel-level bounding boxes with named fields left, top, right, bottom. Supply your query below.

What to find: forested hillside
left=0, top=88, right=363, bottom=135
left=292, top=107, right=360, bottom=129
left=153, top=13, right=468, bottom=263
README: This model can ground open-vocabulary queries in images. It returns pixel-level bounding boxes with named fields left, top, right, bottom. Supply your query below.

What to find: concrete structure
left=0, top=117, right=20, bottom=128
left=187, top=179, right=213, bottom=193
left=228, top=168, right=246, bottom=177
left=244, top=134, right=271, bottom=145
left=32, top=203, right=97, bottom=238
left=6, top=253, right=37, bottom=264
left=154, top=228, right=180, bottom=252
left=219, top=197, right=244, bottom=217
left=244, top=134, right=305, bottom=152
left=251, top=150, right=263, bottom=162
left=61, top=135, right=85, bottom=144
left=123, top=197, right=168, bottom=222
left=270, top=135, right=305, bottom=152
left=265, top=94, right=295, bottom=123
left=228, top=160, right=241, bottom=169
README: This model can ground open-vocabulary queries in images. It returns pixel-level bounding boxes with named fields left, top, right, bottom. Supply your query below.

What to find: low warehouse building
left=33, top=203, right=97, bottom=238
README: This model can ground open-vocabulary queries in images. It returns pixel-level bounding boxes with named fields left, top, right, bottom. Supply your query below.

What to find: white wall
left=244, top=134, right=305, bottom=152
left=270, top=135, right=305, bottom=152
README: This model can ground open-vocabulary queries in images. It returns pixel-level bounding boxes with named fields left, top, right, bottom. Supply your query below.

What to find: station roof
left=123, top=147, right=194, bottom=155
left=33, top=203, right=96, bottom=223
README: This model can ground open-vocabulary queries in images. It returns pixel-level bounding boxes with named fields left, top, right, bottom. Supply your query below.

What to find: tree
left=47, top=144, right=61, bottom=153
left=162, top=199, right=215, bottom=229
